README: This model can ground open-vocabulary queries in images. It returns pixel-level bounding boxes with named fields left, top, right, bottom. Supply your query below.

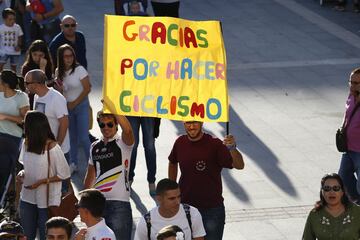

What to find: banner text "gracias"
left=122, top=20, right=209, bottom=48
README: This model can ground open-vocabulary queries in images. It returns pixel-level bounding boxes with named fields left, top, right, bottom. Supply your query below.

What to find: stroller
left=123, top=0, right=148, bottom=16
left=0, top=136, right=20, bottom=220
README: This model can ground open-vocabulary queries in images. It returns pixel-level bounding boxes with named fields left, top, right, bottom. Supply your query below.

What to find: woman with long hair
left=18, top=111, right=70, bottom=240
left=302, top=173, right=360, bottom=239
left=21, top=40, right=54, bottom=109
left=0, top=70, right=29, bottom=195
left=55, top=44, right=91, bottom=173
left=0, top=70, right=29, bottom=146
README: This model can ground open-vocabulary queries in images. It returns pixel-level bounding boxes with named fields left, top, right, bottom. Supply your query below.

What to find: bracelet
left=227, top=144, right=237, bottom=151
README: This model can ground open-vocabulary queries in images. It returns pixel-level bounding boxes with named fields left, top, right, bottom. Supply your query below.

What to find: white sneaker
left=70, top=163, right=78, bottom=174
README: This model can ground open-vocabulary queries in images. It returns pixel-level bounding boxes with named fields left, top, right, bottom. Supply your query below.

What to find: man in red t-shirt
left=168, top=121, right=244, bottom=240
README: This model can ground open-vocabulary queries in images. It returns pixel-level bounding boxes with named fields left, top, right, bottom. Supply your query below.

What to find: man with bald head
left=24, top=69, right=70, bottom=160
left=49, top=15, right=87, bottom=69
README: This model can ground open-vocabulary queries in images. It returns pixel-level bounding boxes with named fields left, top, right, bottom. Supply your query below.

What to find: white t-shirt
left=34, top=88, right=70, bottom=153
left=0, top=23, right=23, bottom=55
left=89, top=134, right=133, bottom=202
left=19, top=143, right=71, bottom=208
left=134, top=204, right=206, bottom=240
left=62, top=65, right=88, bottom=102
left=0, top=90, right=29, bottom=138
left=85, top=218, right=116, bottom=240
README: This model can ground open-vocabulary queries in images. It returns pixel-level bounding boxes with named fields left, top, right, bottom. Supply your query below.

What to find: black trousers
left=151, top=1, right=180, bottom=17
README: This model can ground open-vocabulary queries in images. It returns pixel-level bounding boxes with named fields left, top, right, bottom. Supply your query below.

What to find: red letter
left=151, top=22, right=166, bottom=44
left=170, top=96, right=177, bottom=115
left=190, top=103, right=204, bottom=118
left=184, top=27, right=198, bottom=48
left=179, top=27, right=184, bottom=47
left=120, top=59, right=133, bottom=75
left=123, top=20, right=137, bottom=41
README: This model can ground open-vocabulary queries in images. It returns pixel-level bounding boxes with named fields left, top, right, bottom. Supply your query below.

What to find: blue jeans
left=0, top=133, right=21, bottom=197
left=104, top=200, right=132, bottom=240
left=127, top=116, right=156, bottom=183
left=199, top=204, right=225, bottom=240
left=0, top=54, right=19, bottom=65
left=338, top=151, right=360, bottom=202
left=68, top=98, right=91, bottom=165
left=20, top=200, right=48, bottom=240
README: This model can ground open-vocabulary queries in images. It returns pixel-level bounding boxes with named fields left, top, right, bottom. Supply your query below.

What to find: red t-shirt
left=168, top=133, right=233, bottom=209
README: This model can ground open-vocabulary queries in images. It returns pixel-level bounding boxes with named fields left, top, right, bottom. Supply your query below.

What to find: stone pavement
left=63, top=0, right=360, bottom=239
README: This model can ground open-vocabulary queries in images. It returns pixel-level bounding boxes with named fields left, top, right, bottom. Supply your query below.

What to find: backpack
left=144, top=204, right=193, bottom=240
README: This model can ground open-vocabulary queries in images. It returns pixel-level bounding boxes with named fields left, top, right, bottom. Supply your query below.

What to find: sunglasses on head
left=98, top=122, right=114, bottom=129
left=322, top=185, right=342, bottom=192
left=64, top=23, right=76, bottom=28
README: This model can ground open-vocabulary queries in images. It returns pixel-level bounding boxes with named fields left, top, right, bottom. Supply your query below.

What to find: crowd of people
left=0, top=0, right=360, bottom=240
left=0, top=0, right=245, bottom=240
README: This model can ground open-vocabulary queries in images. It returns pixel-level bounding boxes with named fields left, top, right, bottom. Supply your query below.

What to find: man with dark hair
left=157, top=225, right=184, bottom=240
left=134, top=178, right=205, bottom=240
left=46, top=217, right=72, bottom=240
left=24, top=69, right=70, bottom=162
left=74, top=189, right=115, bottom=240
left=84, top=100, right=134, bottom=240
left=168, top=121, right=244, bottom=240
left=0, top=219, right=26, bottom=240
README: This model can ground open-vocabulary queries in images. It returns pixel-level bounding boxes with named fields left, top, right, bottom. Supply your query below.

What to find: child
left=0, top=8, right=23, bottom=72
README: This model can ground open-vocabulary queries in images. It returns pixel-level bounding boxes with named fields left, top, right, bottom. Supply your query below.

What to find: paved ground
left=62, top=0, right=360, bottom=239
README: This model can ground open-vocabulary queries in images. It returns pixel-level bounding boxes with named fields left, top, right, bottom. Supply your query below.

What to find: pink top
left=345, top=95, right=360, bottom=152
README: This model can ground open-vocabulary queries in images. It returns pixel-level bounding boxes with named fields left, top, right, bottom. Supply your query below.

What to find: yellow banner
left=103, top=15, right=228, bottom=122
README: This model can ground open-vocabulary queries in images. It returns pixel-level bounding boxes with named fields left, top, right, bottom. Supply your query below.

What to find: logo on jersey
left=195, top=160, right=206, bottom=171
left=124, top=159, right=129, bottom=168
left=94, top=171, right=122, bottom=192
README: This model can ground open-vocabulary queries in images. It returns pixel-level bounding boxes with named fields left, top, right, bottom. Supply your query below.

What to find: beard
left=186, top=130, right=203, bottom=141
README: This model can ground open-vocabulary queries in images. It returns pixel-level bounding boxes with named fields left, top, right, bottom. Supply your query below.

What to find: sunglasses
left=98, top=122, right=115, bottom=129
left=322, top=185, right=342, bottom=192
left=64, top=23, right=76, bottom=28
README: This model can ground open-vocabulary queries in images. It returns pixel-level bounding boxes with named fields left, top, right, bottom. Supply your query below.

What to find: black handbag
left=336, top=103, right=360, bottom=152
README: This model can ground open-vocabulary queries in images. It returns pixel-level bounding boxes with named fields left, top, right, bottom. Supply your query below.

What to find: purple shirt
left=345, top=95, right=360, bottom=152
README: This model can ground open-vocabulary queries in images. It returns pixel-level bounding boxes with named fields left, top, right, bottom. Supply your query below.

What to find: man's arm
left=102, top=98, right=134, bottom=146
left=57, top=115, right=68, bottom=145
left=115, top=115, right=134, bottom=146
left=83, top=165, right=95, bottom=189
left=223, top=135, right=244, bottom=169
left=42, top=0, right=63, bottom=19
left=168, top=162, right=178, bottom=181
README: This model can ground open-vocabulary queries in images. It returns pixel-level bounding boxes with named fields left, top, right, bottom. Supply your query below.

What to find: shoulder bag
left=46, top=144, right=78, bottom=220
left=336, top=103, right=360, bottom=152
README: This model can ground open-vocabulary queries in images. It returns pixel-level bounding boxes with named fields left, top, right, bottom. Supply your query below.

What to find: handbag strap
left=343, top=103, right=360, bottom=129
left=46, top=142, right=50, bottom=208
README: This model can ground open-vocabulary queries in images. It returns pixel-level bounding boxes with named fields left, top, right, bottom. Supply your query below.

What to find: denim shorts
left=0, top=54, right=19, bottom=65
